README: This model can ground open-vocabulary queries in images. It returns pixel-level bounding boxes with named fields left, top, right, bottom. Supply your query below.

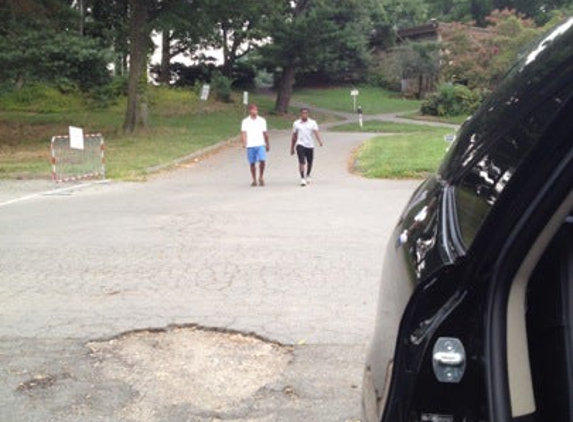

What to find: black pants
left=296, top=145, right=314, bottom=175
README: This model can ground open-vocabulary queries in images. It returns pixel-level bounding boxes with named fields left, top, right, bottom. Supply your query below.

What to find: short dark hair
left=300, top=107, right=309, bottom=113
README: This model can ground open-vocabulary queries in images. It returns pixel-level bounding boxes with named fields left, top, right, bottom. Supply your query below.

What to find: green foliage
left=84, top=76, right=129, bottom=109
left=0, top=83, right=85, bottom=113
left=421, top=83, right=486, bottom=116
left=426, top=0, right=569, bottom=26
left=210, top=72, right=233, bottom=103
left=440, top=10, right=547, bottom=89
left=260, top=0, right=374, bottom=81
left=0, top=29, right=113, bottom=92
left=394, top=41, right=441, bottom=79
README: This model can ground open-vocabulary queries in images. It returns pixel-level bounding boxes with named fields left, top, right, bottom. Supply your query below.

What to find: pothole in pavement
left=86, top=325, right=293, bottom=419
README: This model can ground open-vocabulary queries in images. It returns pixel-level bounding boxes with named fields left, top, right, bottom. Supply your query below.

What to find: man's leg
left=296, top=145, right=307, bottom=180
left=250, top=164, right=257, bottom=186
left=305, top=148, right=314, bottom=177
left=258, top=161, right=265, bottom=186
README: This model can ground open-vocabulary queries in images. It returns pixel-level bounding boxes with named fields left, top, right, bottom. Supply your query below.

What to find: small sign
left=200, top=84, right=210, bottom=101
left=69, top=126, right=84, bottom=150
left=243, top=91, right=249, bottom=105
left=444, top=134, right=455, bottom=143
left=350, top=89, right=359, bottom=96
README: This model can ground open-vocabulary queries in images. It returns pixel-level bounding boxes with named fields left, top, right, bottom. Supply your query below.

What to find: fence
left=50, top=133, right=105, bottom=183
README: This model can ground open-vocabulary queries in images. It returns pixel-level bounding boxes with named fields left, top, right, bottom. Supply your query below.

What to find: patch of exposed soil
left=87, top=326, right=293, bottom=422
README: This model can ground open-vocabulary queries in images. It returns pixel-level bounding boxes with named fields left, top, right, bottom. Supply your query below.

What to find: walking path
left=291, top=100, right=460, bottom=130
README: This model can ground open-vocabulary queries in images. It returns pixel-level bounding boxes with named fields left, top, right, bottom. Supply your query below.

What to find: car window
left=439, top=19, right=573, bottom=249
left=455, top=134, right=531, bottom=247
left=454, top=91, right=572, bottom=248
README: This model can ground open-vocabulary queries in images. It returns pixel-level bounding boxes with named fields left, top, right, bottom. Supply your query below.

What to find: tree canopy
left=1, top=0, right=571, bottom=128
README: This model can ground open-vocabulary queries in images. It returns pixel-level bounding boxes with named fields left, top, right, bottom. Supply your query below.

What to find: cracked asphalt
left=0, top=129, right=420, bottom=421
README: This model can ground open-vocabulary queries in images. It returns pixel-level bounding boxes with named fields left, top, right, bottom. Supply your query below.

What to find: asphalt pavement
left=0, top=128, right=421, bottom=421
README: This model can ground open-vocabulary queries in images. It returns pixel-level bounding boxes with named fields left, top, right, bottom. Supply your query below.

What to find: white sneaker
left=300, top=178, right=307, bottom=186
left=306, top=176, right=311, bottom=184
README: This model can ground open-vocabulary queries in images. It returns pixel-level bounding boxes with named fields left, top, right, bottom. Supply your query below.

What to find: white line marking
left=0, top=180, right=110, bottom=208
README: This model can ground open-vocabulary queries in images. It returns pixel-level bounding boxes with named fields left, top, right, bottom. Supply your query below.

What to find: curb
left=145, top=136, right=240, bottom=175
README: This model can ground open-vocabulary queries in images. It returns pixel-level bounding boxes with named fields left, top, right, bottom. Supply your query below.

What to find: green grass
left=401, top=111, right=469, bottom=125
left=354, top=127, right=452, bottom=179
left=330, top=120, right=440, bottom=133
left=292, top=86, right=422, bottom=114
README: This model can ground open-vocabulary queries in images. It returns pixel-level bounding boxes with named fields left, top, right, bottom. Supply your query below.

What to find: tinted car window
left=456, top=132, right=534, bottom=246
left=441, top=19, right=573, bottom=247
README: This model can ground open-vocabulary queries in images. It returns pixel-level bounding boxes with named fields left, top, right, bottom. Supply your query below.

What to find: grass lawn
left=329, top=120, right=445, bottom=133
left=401, top=110, right=469, bottom=125
left=292, top=86, right=422, bottom=115
left=354, top=127, right=453, bottom=179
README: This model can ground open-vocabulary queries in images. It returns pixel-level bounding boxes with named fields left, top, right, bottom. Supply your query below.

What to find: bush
left=0, top=83, right=85, bottom=112
left=231, top=62, right=257, bottom=89
left=210, top=72, right=233, bottom=103
left=421, top=83, right=486, bottom=116
left=83, top=76, right=128, bottom=108
left=171, top=63, right=216, bottom=87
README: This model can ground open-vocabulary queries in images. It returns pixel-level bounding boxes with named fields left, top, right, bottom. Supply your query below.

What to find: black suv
left=362, top=18, right=573, bottom=422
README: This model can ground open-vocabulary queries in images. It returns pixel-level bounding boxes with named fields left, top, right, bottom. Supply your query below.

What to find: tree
left=440, top=9, right=549, bottom=89
left=152, top=0, right=211, bottom=84
left=0, top=0, right=112, bottom=90
left=123, top=0, right=151, bottom=133
left=381, top=0, right=429, bottom=27
left=261, top=0, right=374, bottom=114
left=393, top=41, right=440, bottom=98
left=85, top=0, right=130, bottom=76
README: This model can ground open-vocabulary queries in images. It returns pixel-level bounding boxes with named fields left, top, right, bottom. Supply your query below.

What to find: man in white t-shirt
left=290, top=107, right=323, bottom=186
left=241, top=104, right=270, bottom=187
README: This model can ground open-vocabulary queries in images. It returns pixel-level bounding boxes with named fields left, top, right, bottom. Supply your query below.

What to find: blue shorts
left=247, top=145, right=266, bottom=164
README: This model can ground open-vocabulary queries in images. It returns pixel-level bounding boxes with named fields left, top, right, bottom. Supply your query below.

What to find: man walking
left=291, top=107, right=323, bottom=186
left=241, top=104, right=270, bottom=187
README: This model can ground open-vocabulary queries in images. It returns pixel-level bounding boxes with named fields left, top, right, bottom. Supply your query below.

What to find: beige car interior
left=506, top=191, right=573, bottom=419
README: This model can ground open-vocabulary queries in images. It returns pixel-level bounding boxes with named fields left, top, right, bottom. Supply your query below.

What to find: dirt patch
left=87, top=326, right=293, bottom=422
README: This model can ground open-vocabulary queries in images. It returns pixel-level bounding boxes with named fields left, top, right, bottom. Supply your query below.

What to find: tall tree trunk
left=221, top=25, right=232, bottom=77
left=123, top=0, right=149, bottom=133
left=158, top=31, right=171, bottom=85
left=275, top=65, right=296, bottom=114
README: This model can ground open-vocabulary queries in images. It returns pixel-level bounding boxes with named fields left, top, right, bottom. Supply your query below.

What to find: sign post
left=200, top=84, right=210, bottom=101
left=350, top=89, right=359, bottom=112
left=199, top=84, right=210, bottom=113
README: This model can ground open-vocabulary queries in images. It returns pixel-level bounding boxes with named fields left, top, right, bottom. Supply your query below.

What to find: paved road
left=0, top=130, right=420, bottom=421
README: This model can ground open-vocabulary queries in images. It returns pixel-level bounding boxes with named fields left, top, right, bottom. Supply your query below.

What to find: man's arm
left=264, top=131, right=270, bottom=152
left=241, top=131, right=247, bottom=148
left=290, top=131, right=297, bottom=155
left=314, top=129, right=323, bottom=147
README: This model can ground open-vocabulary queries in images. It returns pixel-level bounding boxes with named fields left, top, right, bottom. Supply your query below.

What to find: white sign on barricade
left=69, top=126, right=85, bottom=150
